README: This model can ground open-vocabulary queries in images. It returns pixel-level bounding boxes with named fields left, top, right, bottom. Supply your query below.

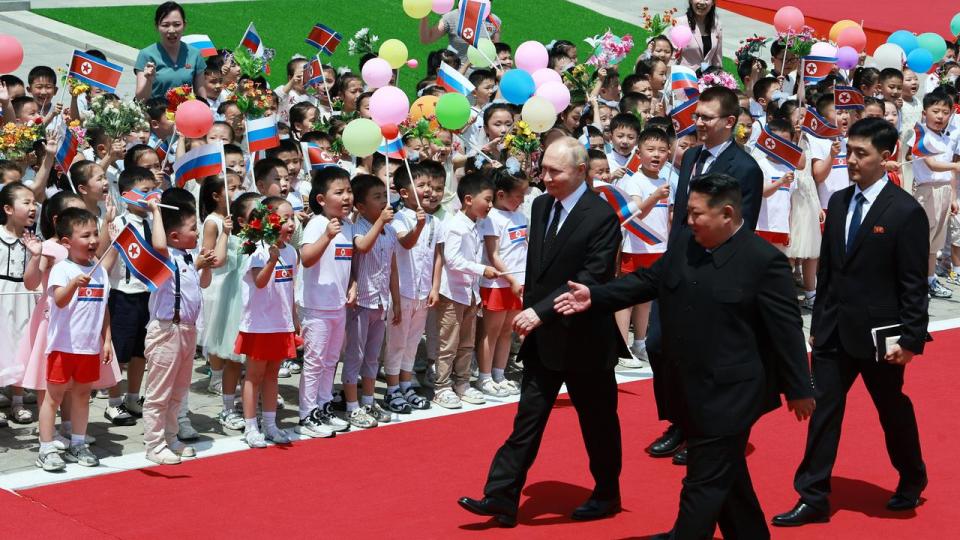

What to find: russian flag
left=150, top=137, right=170, bottom=163
left=69, top=50, right=123, bottom=94
left=457, top=0, right=490, bottom=47
left=802, top=55, right=836, bottom=84
left=624, top=148, right=642, bottom=176
left=304, top=56, right=324, bottom=87
left=756, top=125, right=804, bottom=170
left=246, top=115, right=280, bottom=153
left=378, top=134, right=406, bottom=159
left=112, top=223, right=176, bottom=292
left=834, top=85, right=864, bottom=110
left=670, top=65, right=699, bottom=93
left=55, top=129, right=79, bottom=172
left=912, top=123, right=947, bottom=157
left=239, top=22, right=264, bottom=56
left=173, top=143, right=225, bottom=188
left=801, top=106, right=841, bottom=139
left=436, top=62, right=475, bottom=95
left=594, top=184, right=665, bottom=245
left=306, top=23, right=342, bottom=56
left=182, top=34, right=217, bottom=58
left=121, top=189, right=162, bottom=210
left=670, top=96, right=698, bottom=137
left=301, top=142, right=337, bottom=171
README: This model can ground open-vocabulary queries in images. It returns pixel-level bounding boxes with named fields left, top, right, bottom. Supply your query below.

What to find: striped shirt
left=352, top=217, right=399, bottom=310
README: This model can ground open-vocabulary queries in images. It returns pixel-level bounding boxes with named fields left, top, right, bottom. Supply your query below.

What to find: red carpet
left=8, top=329, right=960, bottom=538
left=720, top=0, right=955, bottom=52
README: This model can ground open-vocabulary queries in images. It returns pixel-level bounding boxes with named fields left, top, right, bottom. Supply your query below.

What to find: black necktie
left=182, top=253, right=193, bottom=264
left=846, top=193, right=866, bottom=249
left=543, top=200, right=563, bottom=261
left=693, top=148, right=711, bottom=179
left=142, top=219, right=152, bottom=247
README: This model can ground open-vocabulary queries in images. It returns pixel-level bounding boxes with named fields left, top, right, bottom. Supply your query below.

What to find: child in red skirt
left=235, top=197, right=298, bottom=448
left=478, top=167, right=528, bottom=398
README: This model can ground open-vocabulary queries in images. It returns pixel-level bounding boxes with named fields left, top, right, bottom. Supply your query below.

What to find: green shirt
left=135, top=42, right=206, bottom=99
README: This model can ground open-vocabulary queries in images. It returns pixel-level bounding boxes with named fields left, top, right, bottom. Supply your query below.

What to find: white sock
left=210, top=368, right=223, bottom=385
left=12, top=395, right=23, bottom=406
left=125, top=393, right=140, bottom=405
left=492, top=368, right=505, bottom=382
left=633, top=339, right=646, bottom=351
left=346, top=400, right=359, bottom=412
left=39, top=440, right=56, bottom=455
left=244, top=418, right=259, bottom=433
left=108, top=397, right=122, bottom=408
left=360, top=394, right=374, bottom=407
left=223, top=394, right=235, bottom=411
left=478, top=372, right=492, bottom=381
left=953, top=265, right=960, bottom=274
left=804, top=290, right=816, bottom=299
left=399, top=381, right=412, bottom=392
left=262, top=411, right=276, bottom=430
left=70, top=434, right=85, bottom=447
left=387, top=384, right=399, bottom=394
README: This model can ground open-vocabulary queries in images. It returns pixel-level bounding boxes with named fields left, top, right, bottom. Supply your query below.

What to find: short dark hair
left=155, top=1, right=186, bottom=25
left=494, top=42, right=512, bottom=55
left=159, top=187, right=196, bottom=231
left=923, top=90, right=955, bottom=110
left=27, top=66, right=56, bottom=86
left=457, top=172, right=494, bottom=204
left=394, top=162, right=424, bottom=192
left=55, top=207, right=97, bottom=239
left=351, top=174, right=385, bottom=206
left=254, top=156, right=285, bottom=183
left=418, top=159, right=446, bottom=181
left=469, top=68, right=496, bottom=87
left=815, top=93, right=835, bottom=117
left=847, top=117, right=898, bottom=154
left=0, top=74, right=23, bottom=89
left=587, top=148, right=608, bottom=162
left=700, top=86, right=739, bottom=118
left=123, top=143, right=155, bottom=170
left=689, top=173, right=742, bottom=210
left=144, top=97, right=168, bottom=121
left=879, top=68, right=904, bottom=84
left=609, top=112, right=642, bottom=135
left=765, top=117, right=793, bottom=136
left=752, top=76, right=779, bottom=102
left=118, top=166, right=154, bottom=193
left=309, top=166, right=351, bottom=214
left=637, top=126, right=671, bottom=147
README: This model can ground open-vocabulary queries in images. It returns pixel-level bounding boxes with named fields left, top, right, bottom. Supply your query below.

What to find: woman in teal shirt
left=135, top=1, right=207, bottom=101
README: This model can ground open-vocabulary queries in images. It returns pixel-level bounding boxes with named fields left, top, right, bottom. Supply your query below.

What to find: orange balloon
left=409, top=95, right=440, bottom=130
left=830, top=20, right=859, bottom=43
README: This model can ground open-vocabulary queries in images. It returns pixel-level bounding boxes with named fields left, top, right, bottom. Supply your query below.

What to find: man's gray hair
left=546, top=136, right=588, bottom=168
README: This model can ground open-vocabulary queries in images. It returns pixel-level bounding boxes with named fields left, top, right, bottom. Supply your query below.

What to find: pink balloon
left=773, top=6, right=805, bottom=34
left=0, top=35, right=24, bottom=73
left=836, top=46, right=860, bottom=70
left=432, top=0, right=454, bottom=14
left=531, top=67, right=562, bottom=88
left=406, top=59, right=419, bottom=69
left=837, top=26, right=867, bottom=53
left=362, top=57, right=393, bottom=89
left=515, top=41, right=549, bottom=73
left=369, top=86, right=410, bottom=127
left=668, top=25, right=693, bottom=50
left=810, top=42, right=837, bottom=58
left=534, top=81, right=571, bottom=114
left=174, top=100, right=214, bottom=138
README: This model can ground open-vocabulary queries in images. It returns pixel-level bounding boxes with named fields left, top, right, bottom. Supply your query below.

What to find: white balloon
left=809, top=41, right=837, bottom=58
left=872, top=43, right=906, bottom=71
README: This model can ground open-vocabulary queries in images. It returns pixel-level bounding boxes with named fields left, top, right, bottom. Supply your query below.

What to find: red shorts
left=234, top=331, right=297, bottom=361
left=47, top=351, right=100, bottom=384
left=480, top=287, right=523, bottom=311
left=757, top=230, right=790, bottom=246
left=620, top=253, right=662, bottom=274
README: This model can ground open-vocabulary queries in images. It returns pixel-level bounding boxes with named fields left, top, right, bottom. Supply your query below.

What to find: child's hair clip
left=546, top=40, right=558, bottom=52
left=505, top=156, right=521, bottom=175
left=337, top=67, right=352, bottom=76
left=474, top=154, right=487, bottom=169
left=291, top=53, right=306, bottom=60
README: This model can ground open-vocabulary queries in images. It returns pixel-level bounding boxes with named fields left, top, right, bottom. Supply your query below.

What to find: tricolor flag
left=239, top=22, right=264, bottom=56
left=245, top=115, right=280, bottom=153
left=507, top=225, right=527, bottom=244
left=301, top=142, right=338, bottom=171
left=150, top=137, right=170, bottom=163
left=333, top=243, right=353, bottom=260
left=802, top=55, right=837, bottom=84
left=182, top=34, right=217, bottom=57
left=378, top=134, right=406, bottom=159
left=304, top=56, right=325, bottom=87
left=112, top=223, right=176, bottom=292
left=911, top=123, right=947, bottom=157
left=69, top=50, right=123, bottom=94
left=173, top=143, right=225, bottom=188
left=457, top=0, right=490, bottom=47
left=55, top=129, right=79, bottom=172
left=436, top=62, right=475, bottom=95
left=595, top=184, right=666, bottom=245
left=624, top=148, right=642, bottom=176
left=77, top=284, right=105, bottom=302
left=578, top=131, right=591, bottom=150
left=274, top=264, right=294, bottom=283
left=801, top=106, right=841, bottom=139
left=834, top=85, right=864, bottom=110
left=756, top=125, right=804, bottom=170
left=670, top=65, right=699, bottom=93
left=306, top=23, right=342, bottom=56
left=670, top=96, right=698, bottom=137
left=120, top=189, right=162, bottom=210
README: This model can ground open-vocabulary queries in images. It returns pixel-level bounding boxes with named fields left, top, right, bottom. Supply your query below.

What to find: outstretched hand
left=787, top=398, right=816, bottom=421
left=553, top=281, right=592, bottom=315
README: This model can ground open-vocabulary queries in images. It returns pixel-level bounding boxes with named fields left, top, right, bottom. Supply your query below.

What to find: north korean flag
left=306, top=23, right=342, bottom=56
left=670, top=96, right=699, bottom=137
left=69, top=50, right=123, bottom=93
left=756, top=124, right=804, bottom=170
left=334, top=243, right=353, bottom=261
left=304, top=56, right=325, bottom=87
left=801, top=106, right=841, bottom=139
left=834, top=85, right=865, bottom=110
left=121, top=189, right=162, bottom=210
left=802, top=55, right=836, bottom=84
left=77, top=284, right=105, bottom=302
left=274, top=264, right=294, bottom=283
left=507, top=225, right=528, bottom=244
left=112, top=223, right=176, bottom=292
left=623, top=148, right=643, bottom=176
left=457, top=0, right=490, bottom=47
left=301, top=142, right=338, bottom=171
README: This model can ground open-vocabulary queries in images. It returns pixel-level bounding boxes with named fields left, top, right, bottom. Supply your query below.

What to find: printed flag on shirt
left=378, top=134, right=406, bottom=159
left=457, top=0, right=490, bottom=47
left=756, top=124, right=804, bottom=170
left=594, top=184, right=666, bottom=245
left=120, top=189, right=162, bottom=210
left=112, top=223, right=176, bottom=292
left=911, top=123, right=947, bottom=157
left=182, top=34, right=217, bottom=57
left=69, top=50, right=123, bottom=93
left=77, top=284, right=105, bottom=302
left=304, top=56, right=325, bottom=87
left=306, top=23, right=342, bottom=56
left=54, top=128, right=79, bottom=172
left=436, top=62, right=475, bottom=95
left=173, top=143, right=225, bottom=188
left=274, top=264, right=294, bottom=283
left=802, top=55, right=836, bottom=84
left=801, top=106, right=841, bottom=139
left=623, top=148, right=642, bottom=176
left=834, top=85, right=864, bottom=110
left=245, top=115, right=281, bottom=153
left=507, top=225, right=528, bottom=245
left=334, top=243, right=353, bottom=261
left=670, top=96, right=698, bottom=137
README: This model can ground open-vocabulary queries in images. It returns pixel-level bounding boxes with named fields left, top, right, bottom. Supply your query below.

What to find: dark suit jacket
left=519, top=186, right=622, bottom=372
left=590, top=227, right=814, bottom=437
left=671, top=142, right=764, bottom=242
left=812, top=181, right=929, bottom=358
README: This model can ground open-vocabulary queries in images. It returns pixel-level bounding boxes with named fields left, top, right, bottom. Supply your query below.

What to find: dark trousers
left=672, top=430, right=769, bottom=540
left=645, top=300, right=680, bottom=423
left=483, top=360, right=622, bottom=509
left=794, top=344, right=926, bottom=511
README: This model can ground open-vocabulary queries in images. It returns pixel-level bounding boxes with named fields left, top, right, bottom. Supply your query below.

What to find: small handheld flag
left=306, top=23, right=342, bottom=56
left=378, top=133, right=406, bottom=160
left=245, top=115, right=281, bottom=153
left=801, top=106, right=841, bottom=139
left=595, top=184, right=666, bottom=245
left=69, top=50, right=123, bottom=93
left=624, top=148, right=642, bottom=176
left=182, top=35, right=217, bottom=58
left=304, top=56, right=325, bottom=87
left=756, top=125, right=804, bottom=170
left=436, top=62, right=475, bottom=95
left=150, top=137, right=170, bottom=163
left=120, top=189, right=162, bottom=209
left=802, top=55, right=837, bottom=85
left=670, top=65, right=699, bottom=93
left=670, top=96, right=699, bottom=137
left=173, top=143, right=226, bottom=188
left=834, top=86, right=864, bottom=111
left=239, top=22, right=264, bottom=56
left=54, top=129, right=79, bottom=172
left=457, top=0, right=490, bottom=47
left=112, top=223, right=176, bottom=292
left=912, top=123, right=947, bottom=157
left=301, top=142, right=338, bottom=171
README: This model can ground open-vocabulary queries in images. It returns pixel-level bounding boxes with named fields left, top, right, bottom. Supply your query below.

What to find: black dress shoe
left=648, top=424, right=684, bottom=457
left=458, top=496, right=518, bottom=527
left=887, top=476, right=926, bottom=511
left=671, top=447, right=687, bottom=465
left=571, top=497, right=622, bottom=521
left=771, top=501, right=829, bottom=527
left=649, top=533, right=673, bottom=540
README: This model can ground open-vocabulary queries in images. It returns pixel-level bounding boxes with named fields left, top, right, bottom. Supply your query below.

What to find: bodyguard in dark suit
left=556, top=173, right=816, bottom=539
left=774, top=118, right=929, bottom=527
left=459, top=137, right=624, bottom=527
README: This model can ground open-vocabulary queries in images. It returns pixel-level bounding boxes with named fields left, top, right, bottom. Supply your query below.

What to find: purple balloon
left=836, top=46, right=859, bottom=70
left=369, top=86, right=410, bottom=127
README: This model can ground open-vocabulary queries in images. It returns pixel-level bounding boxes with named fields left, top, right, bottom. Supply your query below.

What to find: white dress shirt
left=544, top=180, right=588, bottom=236
left=439, top=211, right=486, bottom=305
left=845, top=176, right=888, bottom=242
left=699, top=140, right=734, bottom=175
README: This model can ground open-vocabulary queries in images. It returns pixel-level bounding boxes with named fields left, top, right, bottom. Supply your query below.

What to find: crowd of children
left=2, top=2, right=960, bottom=472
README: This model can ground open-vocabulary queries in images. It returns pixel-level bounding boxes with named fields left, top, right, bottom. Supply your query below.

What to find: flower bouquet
left=225, top=47, right=275, bottom=80
left=699, top=72, right=739, bottom=92
left=0, top=119, right=43, bottom=161
left=56, top=67, right=91, bottom=97
left=735, top=35, right=770, bottom=68
left=82, top=95, right=149, bottom=139
left=229, top=79, right=273, bottom=119
left=585, top=30, right=635, bottom=68
left=348, top=28, right=379, bottom=57
left=165, top=84, right=196, bottom=121
left=777, top=26, right=816, bottom=59
left=67, top=119, right=87, bottom=144
left=562, top=63, right=598, bottom=104
left=237, top=201, right=288, bottom=255
left=400, top=118, right=443, bottom=147
left=640, top=7, right=679, bottom=37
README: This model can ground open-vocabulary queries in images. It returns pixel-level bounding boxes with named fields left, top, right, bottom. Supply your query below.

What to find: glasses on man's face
left=692, top=113, right=727, bottom=124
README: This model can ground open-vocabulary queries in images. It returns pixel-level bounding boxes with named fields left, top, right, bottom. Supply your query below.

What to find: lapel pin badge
left=873, top=225, right=885, bottom=234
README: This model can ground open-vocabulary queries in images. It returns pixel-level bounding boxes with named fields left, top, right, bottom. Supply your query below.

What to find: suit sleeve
left=812, top=196, right=837, bottom=332
left=740, top=160, right=765, bottom=230
left=757, top=252, right=815, bottom=400
left=896, top=204, right=930, bottom=354
left=589, top=253, right=663, bottom=313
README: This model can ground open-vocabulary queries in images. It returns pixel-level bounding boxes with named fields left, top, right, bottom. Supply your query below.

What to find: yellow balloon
left=830, top=20, right=859, bottom=43
left=402, top=0, right=432, bottom=19
left=467, top=38, right=497, bottom=68
left=521, top=96, right=557, bottom=133
left=379, top=38, right=409, bottom=69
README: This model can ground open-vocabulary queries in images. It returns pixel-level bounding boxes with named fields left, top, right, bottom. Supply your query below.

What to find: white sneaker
left=318, top=403, right=350, bottom=432
left=277, top=363, right=291, bottom=378
left=458, top=386, right=486, bottom=405
left=478, top=378, right=509, bottom=398
left=346, top=407, right=378, bottom=429
left=432, top=389, right=462, bottom=409
left=207, top=379, right=223, bottom=396
left=36, top=449, right=66, bottom=471
left=498, top=379, right=521, bottom=396
left=146, top=447, right=181, bottom=465
left=168, top=440, right=196, bottom=457
left=53, top=433, right=71, bottom=451
left=296, top=413, right=334, bottom=438
left=618, top=354, right=644, bottom=369
left=628, top=344, right=650, bottom=368
left=244, top=430, right=268, bottom=448
left=177, top=417, right=199, bottom=441
left=265, top=425, right=291, bottom=444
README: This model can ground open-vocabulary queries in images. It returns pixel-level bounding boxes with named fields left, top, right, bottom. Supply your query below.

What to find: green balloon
left=952, top=13, right=960, bottom=39
left=917, top=32, right=947, bottom=63
left=435, top=93, right=471, bottom=130
left=342, top=118, right=382, bottom=157
left=467, top=38, right=497, bottom=68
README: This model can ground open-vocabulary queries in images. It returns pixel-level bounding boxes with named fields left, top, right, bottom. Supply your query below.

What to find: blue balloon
left=500, top=69, right=536, bottom=105
left=906, top=48, right=934, bottom=74
left=887, top=30, right=918, bottom=55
